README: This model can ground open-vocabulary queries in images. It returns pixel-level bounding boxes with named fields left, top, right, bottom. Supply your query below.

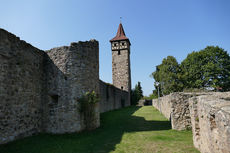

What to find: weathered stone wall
left=44, top=40, right=100, bottom=133
left=0, top=29, right=100, bottom=144
left=152, top=92, right=230, bottom=153
left=112, top=49, right=131, bottom=92
left=112, top=47, right=131, bottom=104
left=189, top=92, right=230, bottom=153
left=0, top=29, right=45, bottom=144
left=0, top=28, right=131, bottom=144
left=152, top=92, right=208, bottom=130
left=152, top=94, right=172, bottom=120
left=99, top=80, right=129, bottom=113
left=170, top=93, right=196, bottom=130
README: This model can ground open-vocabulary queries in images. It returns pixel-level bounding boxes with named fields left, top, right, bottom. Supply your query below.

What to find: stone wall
left=0, top=29, right=100, bottom=144
left=152, top=92, right=230, bottom=153
left=111, top=43, right=131, bottom=93
left=152, top=92, right=208, bottom=130
left=0, top=28, right=131, bottom=144
left=43, top=40, right=100, bottom=133
left=112, top=47, right=131, bottom=103
left=99, top=80, right=129, bottom=113
left=0, top=29, right=45, bottom=144
left=152, top=94, right=172, bottom=120
left=189, top=92, right=230, bottom=153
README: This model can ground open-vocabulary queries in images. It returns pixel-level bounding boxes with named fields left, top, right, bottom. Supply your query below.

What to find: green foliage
left=143, top=93, right=158, bottom=100
left=78, top=91, right=99, bottom=130
left=151, top=56, right=183, bottom=95
left=131, top=81, right=144, bottom=105
left=131, top=90, right=138, bottom=105
left=151, top=46, right=230, bottom=94
left=136, top=82, right=143, bottom=98
left=181, top=46, right=230, bottom=91
left=151, top=89, right=159, bottom=98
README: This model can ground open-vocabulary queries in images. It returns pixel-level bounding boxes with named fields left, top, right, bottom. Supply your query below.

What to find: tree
left=136, top=82, right=143, bottom=98
left=131, top=81, right=143, bottom=105
left=181, top=46, right=230, bottom=91
left=151, top=56, right=183, bottom=95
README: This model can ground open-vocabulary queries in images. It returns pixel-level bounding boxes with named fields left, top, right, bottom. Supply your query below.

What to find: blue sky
left=1, top=0, right=230, bottom=95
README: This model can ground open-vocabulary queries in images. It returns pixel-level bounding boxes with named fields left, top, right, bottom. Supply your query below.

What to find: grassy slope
left=0, top=106, right=199, bottom=153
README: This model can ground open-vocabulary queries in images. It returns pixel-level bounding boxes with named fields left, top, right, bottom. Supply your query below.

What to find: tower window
left=118, top=50, right=120, bottom=55
left=121, top=86, right=123, bottom=90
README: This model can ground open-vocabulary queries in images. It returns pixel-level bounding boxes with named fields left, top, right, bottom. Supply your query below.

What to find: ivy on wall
left=78, top=91, right=99, bottom=130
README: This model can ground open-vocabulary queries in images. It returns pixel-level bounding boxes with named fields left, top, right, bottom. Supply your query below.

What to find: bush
left=143, top=93, right=157, bottom=100
left=78, top=91, right=99, bottom=130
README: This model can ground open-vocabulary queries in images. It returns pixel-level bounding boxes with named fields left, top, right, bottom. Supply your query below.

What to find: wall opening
left=50, top=94, right=59, bottom=104
left=121, top=86, right=123, bottom=90
left=118, top=50, right=120, bottom=55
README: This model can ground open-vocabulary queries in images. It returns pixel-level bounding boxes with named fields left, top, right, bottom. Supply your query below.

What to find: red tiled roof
left=110, top=23, right=130, bottom=43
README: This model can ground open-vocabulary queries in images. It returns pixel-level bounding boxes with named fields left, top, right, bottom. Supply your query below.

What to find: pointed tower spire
left=110, top=23, right=131, bottom=45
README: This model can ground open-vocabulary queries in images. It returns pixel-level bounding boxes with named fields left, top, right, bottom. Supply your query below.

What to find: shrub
left=78, top=91, right=99, bottom=130
left=131, top=82, right=143, bottom=105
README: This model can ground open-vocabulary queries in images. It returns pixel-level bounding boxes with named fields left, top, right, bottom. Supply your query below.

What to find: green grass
left=0, top=106, right=199, bottom=153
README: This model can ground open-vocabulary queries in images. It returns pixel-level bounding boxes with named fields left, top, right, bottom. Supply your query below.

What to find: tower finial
left=120, top=17, right=122, bottom=23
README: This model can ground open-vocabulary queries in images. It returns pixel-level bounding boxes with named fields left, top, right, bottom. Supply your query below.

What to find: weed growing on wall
left=78, top=91, right=99, bottom=130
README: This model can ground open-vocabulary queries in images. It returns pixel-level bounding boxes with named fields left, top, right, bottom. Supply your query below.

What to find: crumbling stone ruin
left=0, top=23, right=131, bottom=144
left=152, top=92, right=230, bottom=153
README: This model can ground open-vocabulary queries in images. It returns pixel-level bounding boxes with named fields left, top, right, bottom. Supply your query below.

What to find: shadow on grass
left=0, top=106, right=171, bottom=153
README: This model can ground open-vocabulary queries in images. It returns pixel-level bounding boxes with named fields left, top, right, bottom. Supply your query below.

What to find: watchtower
left=110, top=23, right=131, bottom=101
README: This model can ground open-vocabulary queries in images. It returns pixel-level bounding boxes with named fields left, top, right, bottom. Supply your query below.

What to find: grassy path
left=0, top=106, right=199, bottom=153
